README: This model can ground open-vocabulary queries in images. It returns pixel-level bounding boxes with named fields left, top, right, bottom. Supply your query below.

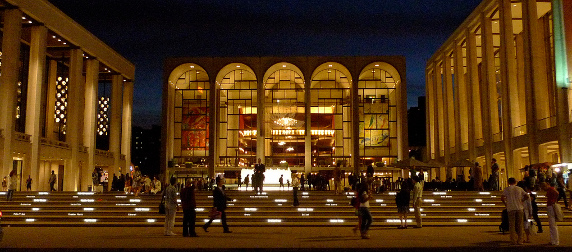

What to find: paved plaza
left=1, top=225, right=572, bottom=251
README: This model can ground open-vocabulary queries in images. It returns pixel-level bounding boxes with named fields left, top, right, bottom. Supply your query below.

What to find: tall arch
left=309, top=62, right=352, bottom=167
left=262, top=62, right=306, bottom=166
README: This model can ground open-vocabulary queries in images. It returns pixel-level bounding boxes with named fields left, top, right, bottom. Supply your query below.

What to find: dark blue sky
left=48, top=0, right=482, bottom=128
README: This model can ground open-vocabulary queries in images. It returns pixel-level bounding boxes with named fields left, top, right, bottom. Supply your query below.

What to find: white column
left=45, top=60, right=58, bottom=140
left=0, top=9, right=22, bottom=177
left=499, top=0, right=516, bottom=177
left=25, top=25, right=48, bottom=191
left=256, top=79, right=265, bottom=164
left=208, top=81, right=216, bottom=177
left=67, top=49, right=85, bottom=191
left=453, top=40, right=466, bottom=155
left=466, top=28, right=479, bottom=162
left=433, top=61, right=444, bottom=160
left=443, top=53, right=453, bottom=161
left=480, top=13, right=495, bottom=175
left=426, top=68, right=434, bottom=160
left=83, top=59, right=99, bottom=190
left=122, top=81, right=134, bottom=173
left=108, top=74, right=123, bottom=191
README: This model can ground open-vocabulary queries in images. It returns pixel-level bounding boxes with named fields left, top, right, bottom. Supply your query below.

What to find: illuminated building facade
left=162, top=56, right=407, bottom=177
left=0, top=0, right=135, bottom=191
left=425, top=0, right=572, bottom=181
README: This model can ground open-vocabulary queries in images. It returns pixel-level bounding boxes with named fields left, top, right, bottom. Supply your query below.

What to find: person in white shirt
left=291, top=174, right=300, bottom=206
left=412, top=176, right=423, bottom=228
left=501, top=177, right=529, bottom=245
left=164, top=177, right=179, bottom=236
left=151, top=177, right=162, bottom=194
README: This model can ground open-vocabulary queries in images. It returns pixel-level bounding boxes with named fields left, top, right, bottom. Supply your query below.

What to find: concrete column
left=352, top=77, right=360, bottom=174
left=67, top=48, right=85, bottom=191
left=24, top=25, right=48, bottom=191
left=208, top=81, right=216, bottom=177
left=256, top=79, right=265, bottom=164
left=515, top=34, right=527, bottom=130
left=122, top=81, right=134, bottom=172
left=305, top=77, right=312, bottom=173
left=453, top=40, right=466, bottom=154
left=0, top=9, right=22, bottom=177
left=499, top=0, right=516, bottom=177
left=161, top=77, right=175, bottom=184
left=83, top=59, right=99, bottom=191
left=45, top=60, right=58, bottom=140
left=480, top=13, right=495, bottom=176
left=108, top=74, right=122, bottom=191
left=522, top=0, right=541, bottom=164
left=398, top=66, right=408, bottom=161
left=433, top=61, right=443, bottom=161
left=466, top=28, right=479, bottom=162
left=443, top=53, right=453, bottom=160
left=552, top=0, right=572, bottom=163
left=426, top=68, right=434, bottom=160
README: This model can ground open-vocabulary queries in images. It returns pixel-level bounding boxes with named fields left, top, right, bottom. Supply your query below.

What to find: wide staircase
left=1, top=189, right=571, bottom=227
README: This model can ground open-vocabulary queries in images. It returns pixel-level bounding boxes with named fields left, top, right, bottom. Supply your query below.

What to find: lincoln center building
left=425, top=0, right=572, bottom=181
left=0, top=0, right=135, bottom=191
left=162, top=56, right=407, bottom=178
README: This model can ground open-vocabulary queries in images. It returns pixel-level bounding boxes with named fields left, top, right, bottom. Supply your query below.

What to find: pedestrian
left=26, top=175, right=32, bottom=191
left=164, top=176, right=179, bottom=236
left=501, top=177, right=529, bottom=245
left=244, top=174, right=250, bottom=191
left=7, top=170, right=17, bottom=201
left=203, top=177, right=232, bottom=233
left=292, top=173, right=300, bottom=206
left=396, top=180, right=410, bottom=229
left=279, top=175, right=284, bottom=190
left=180, top=178, right=197, bottom=237
left=490, top=158, right=499, bottom=191
left=521, top=185, right=533, bottom=243
left=540, top=182, right=559, bottom=245
left=49, top=170, right=57, bottom=191
left=151, top=176, right=162, bottom=194
left=412, top=175, right=423, bottom=228
left=556, top=173, right=568, bottom=209
left=124, top=173, right=132, bottom=193
left=473, top=163, right=483, bottom=191
left=357, top=182, right=372, bottom=239
left=2, top=176, right=7, bottom=191
left=255, top=158, right=265, bottom=193
left=334, top=165, right=341, bottom=195
left=524, top=185, right=543, bottom=233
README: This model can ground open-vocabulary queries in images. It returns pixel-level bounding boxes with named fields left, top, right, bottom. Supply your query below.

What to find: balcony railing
left=513, top=124, right=527, bottom=136
left=14, top=132, right=31, bottom=142
left=120, top=154, right=126, bottom=161
left=476, top=138, right=484, bottom=146
left=40, top=137, right=70, bottom=149
left=79, top=146, right=88, bottom=153
left=538, top=116, right=556, bottom=130
left=95, top=149, right=114, bottom=159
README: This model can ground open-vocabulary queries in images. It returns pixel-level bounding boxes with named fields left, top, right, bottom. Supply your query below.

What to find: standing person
left=396, top=180, right=410, bottom=229
left=412, top=175, right=423, bottom=228
left=255, top=158, right=265, bottom=193
left=124, top=173, right=132, bottom=193
left=501, top=177, right=529, bottom=245
left=7, top=170, right=17, bottom=201
left=26, top=175, right=32, bottom=191
left=132, top=167, right=142, bottom=196
left=180, top=178, right=197, bottom=237
left=91, top=169, right=99, bottom=192
left=163, top=177, right=179, bottom=236
left=300, top=174, right=305, bottom=191
left=473, top=163, right=483, bottom=191
left=556, top=173, right=568, bottom=209
left=279, top=175, right=284, bottom=190
left=525, top=185, right=543, bottom=233
left=203, top=177, right=232, bottom=233
left=540, top=182, right=559, bottom=245
left=49, top=170, right=57, bottom=191
left=357, top=183, right=372, bottom=239
left=292, top=174, right=300, bottom=206
left=490, top=158, right=499, bottom=191
left=521, top=185, right=533, bottom=243
left=2, top=177, right=7, bottom=191
left=244, top=174, right=250, bottom=191
left=334, top=165, right=341, bottom=195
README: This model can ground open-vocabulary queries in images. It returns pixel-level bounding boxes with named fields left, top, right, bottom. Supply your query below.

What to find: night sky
left=47, top=0, right=483, bottom=129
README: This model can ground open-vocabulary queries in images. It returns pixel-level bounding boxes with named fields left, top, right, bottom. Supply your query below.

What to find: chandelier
left=274, top=117, right=298, bottom=127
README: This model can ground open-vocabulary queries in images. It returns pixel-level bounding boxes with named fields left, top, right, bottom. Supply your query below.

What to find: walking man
left=49, top=170, right=57, bottom=191
left=501, top=177, right=529, bottom=245
left=26, top=175, right=32, bottom=191
left=164, top=177, right=179, bottom=236
left=491, top=158, right=500, bottom=191
left=180, top=178, right=197, bottom=237
left=203, top=177, right=232, bottom=233
left=412, top=175, right=423, bottom=228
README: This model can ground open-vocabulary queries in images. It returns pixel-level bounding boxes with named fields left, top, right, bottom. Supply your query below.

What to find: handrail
left=513, top=124, right=527, bottom=136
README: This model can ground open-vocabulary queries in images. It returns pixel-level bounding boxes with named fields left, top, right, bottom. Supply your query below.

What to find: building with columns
left=425, top=0, right=572, bottom=182
left=162, top=56, right=407, bottom=179
left=0, top=0, right=135, bottom=191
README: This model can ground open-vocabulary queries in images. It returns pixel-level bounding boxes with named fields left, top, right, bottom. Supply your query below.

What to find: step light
left=376, top=199, right=384, bottom=203
left=268, top=219, right=282, bottom=223
left=25, top=219, right=35, bottom=222
left=135, top=208, right=150, bottom=212
left=250, top=196, right=268, bottom=198
left=423, top=199, right=434, bottom=202
left=275, top=199, right=287, bottom=202
left=33, top=199, right=46, bottom=202
left=302, top=192, right=309, bottom=195
left=73, top=196, right=78, bottom=198
left=432, top=204, right=441, bottom=206
left=68, top=213, right=84, bottom=216
left=297, top=208, right=314, bottom=212
left=116, top=204, right=136, bottom=206
left=330, top=219, right=344, bottom=223
left=475, top=213, right=489, bottom=216
left=380, top=204, right=387, bottom=206
left=32, top=208, right=40, bottom=211
left=457, top=219, right=468, bottom=223
left=482, top=204, right=495, bottom=206
left=195, top=208, right=205, bottom=212
left=301, top=213, right=309, bottom=216
left=80, top=199, right=94, bottom=202
left=303, top=196, right=309, bottom=198
left=244, top=214, right=251, bottom=216
left=203, top=219, right=220, bottom=223
left=433, top=192, right=446, bottom=195
left=115, top=195, right=127, bottom=198
left=129, top=199, right=141, bottom=203
left=479, top=192, right=490, bottom=195
left=20, top=203, right=31, bottom=206
left=71, top=203, right=81, bottom=206
left=388, top=192, right=396, bottom=195
left=475, top=199, right=482, bottom=202
left=13, top=213, right=25, bottom=216
left=325, top=203, right=338, bottom=206
left=468, top=208, right=476, bottom=211
left=38, top=192, right=49, bottom=195
left=83, top=208, right=94, bottom=211
left=27, top=196, right=36, bottom=198
left=84, top=219, right=97, bottom=222
left=386, top=219, right=412, bottom=223
left=0, top=192, right=6, bottom=195
left=244, top=208, right=257, bottom=212
left=327, top=199, right=334, bottom=202
left=147, top=219, right=156, bottom=223
left=77, top=192, right=95, bottom=195
left=128, top=213, right=136, bottom=216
